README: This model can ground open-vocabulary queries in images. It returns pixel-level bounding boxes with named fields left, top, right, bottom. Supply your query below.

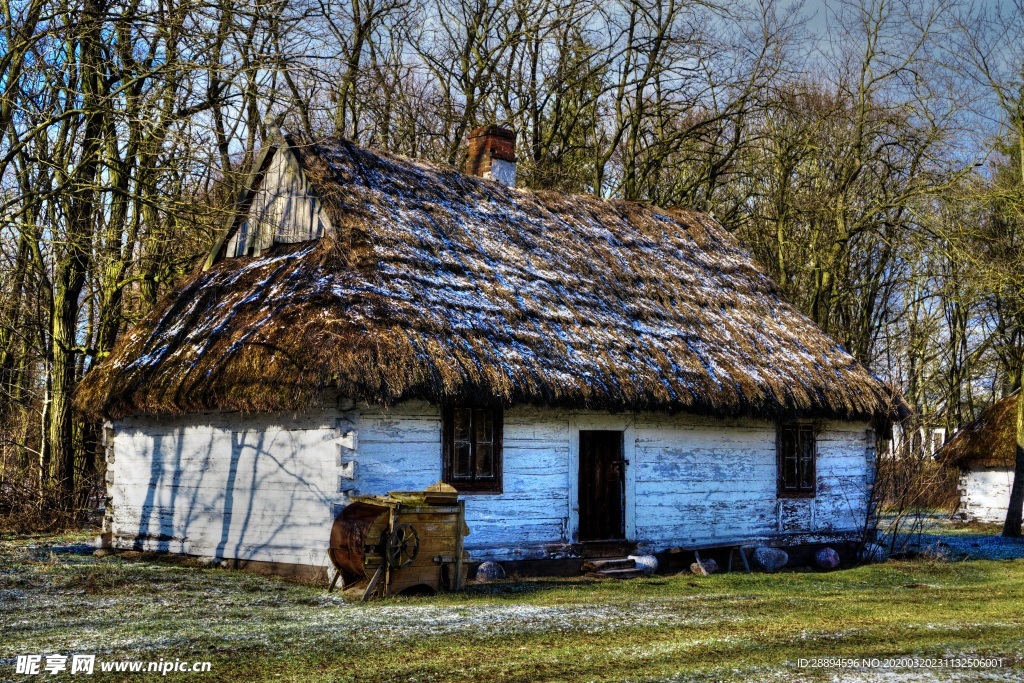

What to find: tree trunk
left=1002, top=388, right=1024, bottom=538
left=0, top=230, right=31, bottom=425
left=47, top=306, right=80, bottom=496
left=1001, top=120, right=1024, bottom=538
left=44, top=0, right=107, bottom=500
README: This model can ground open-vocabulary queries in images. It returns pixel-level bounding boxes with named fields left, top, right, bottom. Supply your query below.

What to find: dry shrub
left=867, top=439, right=961, bottom=556
left=875, top=450, right=960, bottom=514
left=0, top=458, right=102, bottom=534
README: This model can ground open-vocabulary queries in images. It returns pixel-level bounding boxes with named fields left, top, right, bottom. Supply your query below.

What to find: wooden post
left=361, top=564, right=385, bottom=602
left=385, top=505, right=397, bottom=596
left=454, top=500, right=466, bottom=591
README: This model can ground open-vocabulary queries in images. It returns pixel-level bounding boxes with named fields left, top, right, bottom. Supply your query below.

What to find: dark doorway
left=578, top=430, right=626, bottom=542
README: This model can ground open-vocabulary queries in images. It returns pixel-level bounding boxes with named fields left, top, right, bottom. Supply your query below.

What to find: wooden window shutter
left=443, top=406, right=503, bottom=493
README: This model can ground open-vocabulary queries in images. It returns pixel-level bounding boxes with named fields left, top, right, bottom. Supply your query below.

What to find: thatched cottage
left=941, top=395, right=1020, bottom=524
left=76, top=126, right=897, bottom=578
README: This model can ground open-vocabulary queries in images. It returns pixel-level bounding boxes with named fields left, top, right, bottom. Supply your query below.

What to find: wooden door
left=578, top=430, right=625, bottom=541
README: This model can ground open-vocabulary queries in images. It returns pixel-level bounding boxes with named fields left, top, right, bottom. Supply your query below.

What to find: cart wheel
left=386, top=524, right=419, bottom=569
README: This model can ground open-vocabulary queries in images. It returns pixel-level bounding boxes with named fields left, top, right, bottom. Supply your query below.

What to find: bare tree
left=947, top=0, right=1024, bottom=536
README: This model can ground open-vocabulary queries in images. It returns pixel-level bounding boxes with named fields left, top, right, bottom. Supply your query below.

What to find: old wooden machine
left=328, top=482, right=470, bottom=599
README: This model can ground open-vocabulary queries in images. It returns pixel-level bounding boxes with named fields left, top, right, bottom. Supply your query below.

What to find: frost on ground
left=884, top=516, right=1024, bottom=561
left=918, top=534, right=1024, bottom=561
left=2, top=534, right=1023, bottom=682
left=0, top=542, right=746, bottom=658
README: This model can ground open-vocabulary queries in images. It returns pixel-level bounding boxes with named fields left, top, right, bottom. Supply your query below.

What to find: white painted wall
left=630, top=414, right=870, bottom=550
left=106, top=401, right=873, bottom=567
left=958, top=467, right=1014, bottom=524
left=105, top=409, right=350, bottom=569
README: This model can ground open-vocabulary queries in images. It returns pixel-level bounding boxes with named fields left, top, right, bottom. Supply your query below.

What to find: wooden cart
left=328, top=483, right=470, bottom=599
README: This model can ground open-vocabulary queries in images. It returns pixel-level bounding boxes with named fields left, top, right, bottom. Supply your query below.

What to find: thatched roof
left=76, top=135, right=900, bottom=421
left=940, top=395, right=1020, bottom=468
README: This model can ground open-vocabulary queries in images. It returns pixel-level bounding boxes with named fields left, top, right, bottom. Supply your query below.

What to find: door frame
left=568, top=415, right=636, bottom=543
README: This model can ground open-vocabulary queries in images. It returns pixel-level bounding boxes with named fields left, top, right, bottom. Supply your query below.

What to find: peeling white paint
left=106, top=401, right=873, bottom=568
left=958, top=468, right=1014, bottom=524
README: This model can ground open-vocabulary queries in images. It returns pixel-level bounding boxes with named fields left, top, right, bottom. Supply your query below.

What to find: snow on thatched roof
left=940, top=395, right=1020, bottom=468
left=76, top=135, right=899, bottom=420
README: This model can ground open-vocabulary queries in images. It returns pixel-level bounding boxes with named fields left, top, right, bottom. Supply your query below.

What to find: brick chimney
left=465, top=125, right=516, bottom=187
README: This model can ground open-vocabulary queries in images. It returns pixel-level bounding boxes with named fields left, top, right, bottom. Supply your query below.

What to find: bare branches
left=0, top=0, right=1021, bottom=522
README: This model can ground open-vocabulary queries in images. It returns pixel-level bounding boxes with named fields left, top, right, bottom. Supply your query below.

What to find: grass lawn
left=2, top=531, right=1023, bottom=682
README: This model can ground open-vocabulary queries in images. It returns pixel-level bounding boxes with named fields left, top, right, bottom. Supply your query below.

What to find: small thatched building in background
left=941, top=395, right=1020, bottom=524
left=76, top=126, right=898, bottom=578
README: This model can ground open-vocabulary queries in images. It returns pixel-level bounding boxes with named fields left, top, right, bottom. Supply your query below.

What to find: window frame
left=442, top=406, right=504, bottom=494
left=776, top=422, right=817, bottom=498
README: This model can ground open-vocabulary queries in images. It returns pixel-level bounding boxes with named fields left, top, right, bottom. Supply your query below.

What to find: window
left=778, top=423, right=816, bottom=497
left=443, top=407, right=503, bottom=493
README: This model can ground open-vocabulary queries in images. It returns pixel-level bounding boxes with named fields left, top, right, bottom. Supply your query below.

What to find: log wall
left=957, top=467, right=1014, bottom=524
left=105, top=401, right=873, bottom=567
